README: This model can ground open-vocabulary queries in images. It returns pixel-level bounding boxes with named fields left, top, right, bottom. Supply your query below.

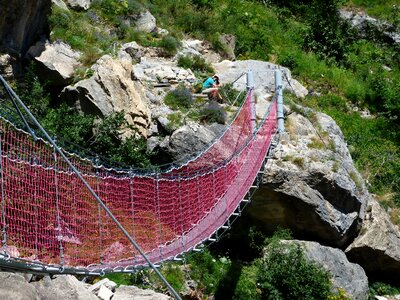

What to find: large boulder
left=179, top=39, right=223, bottom=64
left=287, top=240, right=369, bottom=299
left=132, top=56, right=196, bottom=84
left=340, top=9, right=400, bottom=45
left=0, top=54, right=15, bottom=79
left=135, top=10, right=157, bottom=33
left=159, top=121, right=219, bottom=162
left=32, top=275, right=98, bottom=300
left=346, top=199, right=400, bottom=285
left=0, top=0, right=51, bottom=55
left=113, top=285, right=170, bottom=300
left=64, top=0, right=91, bottom=10
left=61, top=54, right=151, bottom=137
left=0, top=272, right=39, bottom=300
left=213, top=60, right=308, bottom=100
left=27, top=41, right=81, bottom=86
left=247, top=110, right=367, bottom=247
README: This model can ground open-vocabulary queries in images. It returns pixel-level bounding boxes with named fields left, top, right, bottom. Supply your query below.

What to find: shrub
left=199, top=103, right=227, bottom=124
left=186, top=250, right=232, bottom=295
left=233, top=264, right=260, bottom=300
left=258, top=239, right=332, bottom=299
left=369, top=282, right=400, bottom=298
left=164, top=85, right=194, bottom=110
left=158, top=35, right=181, bottom=57
left=177, top=55, right=214, bottom=74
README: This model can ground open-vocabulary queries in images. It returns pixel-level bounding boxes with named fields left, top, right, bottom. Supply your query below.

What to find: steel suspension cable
left=0, top=131, right=7, bottom=254
left=0, top=74, right=182, bottom=300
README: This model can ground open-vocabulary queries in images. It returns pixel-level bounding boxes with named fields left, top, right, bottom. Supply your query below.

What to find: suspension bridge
left=0, top=69, right=283, bottom=297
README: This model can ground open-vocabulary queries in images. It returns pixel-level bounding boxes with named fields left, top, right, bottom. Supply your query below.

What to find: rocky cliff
left=0, top=0, right=51, bottom=55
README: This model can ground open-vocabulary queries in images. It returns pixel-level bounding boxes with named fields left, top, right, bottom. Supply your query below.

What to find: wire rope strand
left=0, top=130, right=7, bottom=253
left=53, top=143, right=64, bottom=267
left=178, top=175, right=185, bottom=252
left=95, top=157, right=103, bottom=265
left=33, top=157, right=39, bottom=259
left=155, top=172, right=163, bottom=261
left=129, top=172, right=137, bottom=265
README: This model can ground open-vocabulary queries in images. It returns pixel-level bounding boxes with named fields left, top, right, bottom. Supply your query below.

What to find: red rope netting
left=0, top=90, right=277, bottom=271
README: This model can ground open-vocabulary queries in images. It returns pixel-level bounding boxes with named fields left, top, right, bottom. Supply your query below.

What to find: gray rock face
left=160, top=122, right=218, bottom=162
left=179, top=39, right=223, bottom=64
left=0, top=0, right=51, bottom=55
left=135, top=10, right=157, bottom=33
left=65, top=0, right=91, bottom=10
left=287, top=240, right=368, bottom=300
left=0, top=272, right=39, bottom=300
left=51, top=0, right=69, bottom=10
left=340, top=9, right=400, bottom=45
left=132, top=56, right=196, bottom=84
left=113, top=285, right=171, bottom=300
left=213, top=60, right=308, bottom=100
left=346, top=199, right=400, bottom=285
left=0, top=54, right=15, bottom=79
left=32, top=275, right=98, bottom=300
left=27, top=41, right=81, bottom=86
left=248, top=110, right=367, bottom=247
left=61, top=55, right=151, bottom=137
left=218, top=34, right=236, bottom=60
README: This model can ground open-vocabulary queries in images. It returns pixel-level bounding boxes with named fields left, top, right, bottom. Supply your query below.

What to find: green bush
left=164, top=85, right=194, bottom=110
left=258, top=239, right=332, bottom=299
left=199, top=104, right=227, bottom=124
left=158, top=35, right=181, bottom=57
left=177, top=55, right=214, bottom=74
left=186, top=250, right=232, bottom=295
left=369, top=282, right=400, bottom=298
left=233, top=264, right=260, bottom=300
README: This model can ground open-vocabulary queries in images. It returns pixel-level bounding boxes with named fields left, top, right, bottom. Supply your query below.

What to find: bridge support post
left=246, top=70, right=256, bottom=132
left=275, top=69, right=284, bottom=133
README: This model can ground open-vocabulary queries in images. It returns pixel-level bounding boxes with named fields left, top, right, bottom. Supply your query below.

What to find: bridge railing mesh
left=0, top=87, right=277, bottom=272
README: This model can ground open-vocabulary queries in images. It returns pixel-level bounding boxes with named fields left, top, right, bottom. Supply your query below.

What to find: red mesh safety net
left=0, top=90, right=277, bottom=271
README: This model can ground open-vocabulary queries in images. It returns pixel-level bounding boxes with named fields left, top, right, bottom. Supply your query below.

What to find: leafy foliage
left=186, top=249, right=232, bottom=295
left=369, top=282, right=400, bottom=298
left=158, top=35, right=182, bottom=57
left=257, top=239, right=331, bottom=299
left=177, top=54, right=214, bottom=74
left=304, top=0, right=354, bottom=64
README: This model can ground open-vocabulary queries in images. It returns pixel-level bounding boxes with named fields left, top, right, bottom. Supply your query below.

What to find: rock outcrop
left=0, top=271, right=172, bottom=300
left=61, top=54, right=151, bottom=138
left=213, top=60, right=308, bottom=100
left=0, top=272, right=39, bottom=299
left=32, top=275, right=98, bottom=300
left=248, top=110, right=367, bottom=247
left=113, top=285, right=171, bottom=300
left=159, top=121, right=220, bottom=162
left=346, top=199, right=400, bottom=285
left=27, top=41, right=81, bottom=86
left=340, top=9, right=400, bottom=45
left=287, top=240, right=369, bottom=299
left=65, top=0, right=91, bottom=10
left=135, top=10, right=157, bottom=33
left=0, top=0, right=51, bottom=55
